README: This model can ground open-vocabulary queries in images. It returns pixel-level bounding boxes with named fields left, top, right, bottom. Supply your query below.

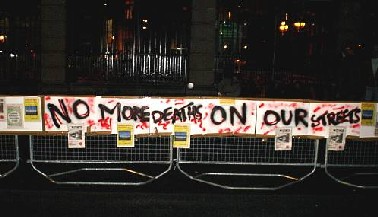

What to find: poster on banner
left=173, top=124, right=190, bottom=148
left=309, top=103, right=361, bottom=137
left=24, top=97, right=41, bottom=122
left=275, top=127, right=292, bottom=151
left=7, top=104, right=23, bottom=129
left=117, top=123, right=134, bottom=147
left=361, top=103, right=375, bottom=126
left=360, top=103, right=378, bottom=138
left=327, top=126, right=347, bottom=151
left=256, top=101, right=309, bottom=136
left=0, top=96, right=43, bottom=132
left=68, top=124, right=85, bottom=148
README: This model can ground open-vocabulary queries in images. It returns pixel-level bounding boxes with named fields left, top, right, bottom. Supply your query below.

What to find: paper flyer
left=117, top=123, right=134, bottom=147
left=275, top=127, right=292, bottom=151
left=327, top=126, right=347, bottom=151
left=173, top=124, right=190, bottom=148
left=0, top=98, right=5, bottom=122
left=6, top=104, right=23, bottom=129
left=24, top=97, right=41, bottom=122
left=361, top=103, right=376, bottom=126
left=68, top=124, right=85, bottom=148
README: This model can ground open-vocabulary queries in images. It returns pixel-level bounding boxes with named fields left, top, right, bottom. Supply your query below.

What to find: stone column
left=40, top=0, right=66, bottom=84
left=187, top=0, right=217, bottom=95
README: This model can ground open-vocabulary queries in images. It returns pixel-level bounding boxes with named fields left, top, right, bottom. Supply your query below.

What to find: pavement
left=1, top=135, right=377, bottom=217
left=1, top=160, right=377, bottom=217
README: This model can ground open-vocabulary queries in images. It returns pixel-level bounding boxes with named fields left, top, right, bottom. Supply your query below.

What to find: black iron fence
left=67, top=51, right=188, bottom=85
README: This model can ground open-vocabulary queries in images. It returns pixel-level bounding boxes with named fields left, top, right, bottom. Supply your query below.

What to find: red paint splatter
left=136, top=121, right=149, bottom=130
left=218, top=128, right=231, bottom=134
left=44, top=113, right=54, bottom=129
left=165, top=99, right=171, bottom=104
left=289, top=103, right=298, bottom=108
left=63, top=98, right=74, bottom=114
left=313, top=106, right=321, bottom=113
left=174, top=98, right=184, bottom=105
left=243, top=126, right=251, bottom=132
left=334, top=106, right=345, bottom=110
left=352, top=124, right=360, bottom=129
left=98, top=117, right=111, bottom=130
left=87, top=120, right=95, bottom=127
left=157, top=121, right=170, bottom=130
left=87, top=97, right=95, bottom=113
left=108, top=99, right=115, bottom=103
left=207, top=103, right=215, bottom=110
left=45, top=96, right=51, bottom=101
left=234, top=127, right=243, bottom=134
left=262, top=126, right=278, bottom=135
left=313, top=127, right=323, bottom=132
left=203, top=112, right=209, bottom=120
left=260, top=122, right=265, bottom=130
left=297, top=127, right=302, bottom=131
left=259, top=103, right=265, bottom=108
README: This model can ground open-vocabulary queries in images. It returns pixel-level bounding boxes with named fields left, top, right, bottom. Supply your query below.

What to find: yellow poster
left=361, top=103, right=376, bottom=126
left=219, top=98, right=235, bottom=106
left=173, top=124, right=190, bottom=148
left=24, top=97, right=41, bottom=122
left=117, top=123, right=134, bottom=148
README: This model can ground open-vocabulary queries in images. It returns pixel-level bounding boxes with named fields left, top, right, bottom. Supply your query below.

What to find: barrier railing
left=0, top=133, right=376, bottom=190
left=29, top=134, right=172, bottom=186
left=0, top=135, right=19, bottom=179
left=176, top=136, right=319, bottom=190
left=325, top=138, right=378, bottom=189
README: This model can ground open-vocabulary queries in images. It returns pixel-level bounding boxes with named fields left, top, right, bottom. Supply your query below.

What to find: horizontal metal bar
left=178, top=161, right=317, bottom=166
left=27, top=160, right=171, bottom=164
left=324, top=164, right=378, bottom=168
left=195, top=172, right=299, bottom=181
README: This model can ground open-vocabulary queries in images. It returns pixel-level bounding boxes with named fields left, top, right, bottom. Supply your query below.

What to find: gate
left=29, top=134, right=172, bottom=185
left=0, top=135, right=19, bottom=178
left=325, top=138, right=378, bottom=189
left=176, top=136, right=319, bottom=190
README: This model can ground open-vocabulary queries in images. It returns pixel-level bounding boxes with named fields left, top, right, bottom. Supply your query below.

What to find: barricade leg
left=29, top=135, right=173, bottom=186
left=0, top=135, right=19, bottom=179
left=176, top=136, right=319, bottom=190
left=324, top=138, right=378, bottom=189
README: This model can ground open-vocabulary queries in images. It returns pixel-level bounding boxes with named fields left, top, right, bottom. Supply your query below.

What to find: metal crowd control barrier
left=0, top=135, right=19, bottom=179
left=176, top=136, right=319, bottom=190
left=325, top=138, right=378, bottom=189
left=29, top=134, right=172, bottom=185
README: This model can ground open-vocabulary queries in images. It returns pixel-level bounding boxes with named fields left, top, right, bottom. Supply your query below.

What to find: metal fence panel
left=325, top=139, right=378, bottom=189
left=0, top=135, right=19, bottom=178
left=29, top=135, right=172, bottom=185
left=177, top=137, right=319, bottom=190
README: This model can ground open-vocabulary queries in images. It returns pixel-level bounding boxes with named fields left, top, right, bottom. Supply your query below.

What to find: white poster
left=68, top=124, right=85, bottom=148
left=275, top=127, right=293, bottom=151
left=327, top=126, right=347, bottom=151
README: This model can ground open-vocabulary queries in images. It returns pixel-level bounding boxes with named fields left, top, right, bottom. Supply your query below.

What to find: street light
left=293, top=22, right=306, bottom=31
left=279, top=21, right=289, bottom=35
